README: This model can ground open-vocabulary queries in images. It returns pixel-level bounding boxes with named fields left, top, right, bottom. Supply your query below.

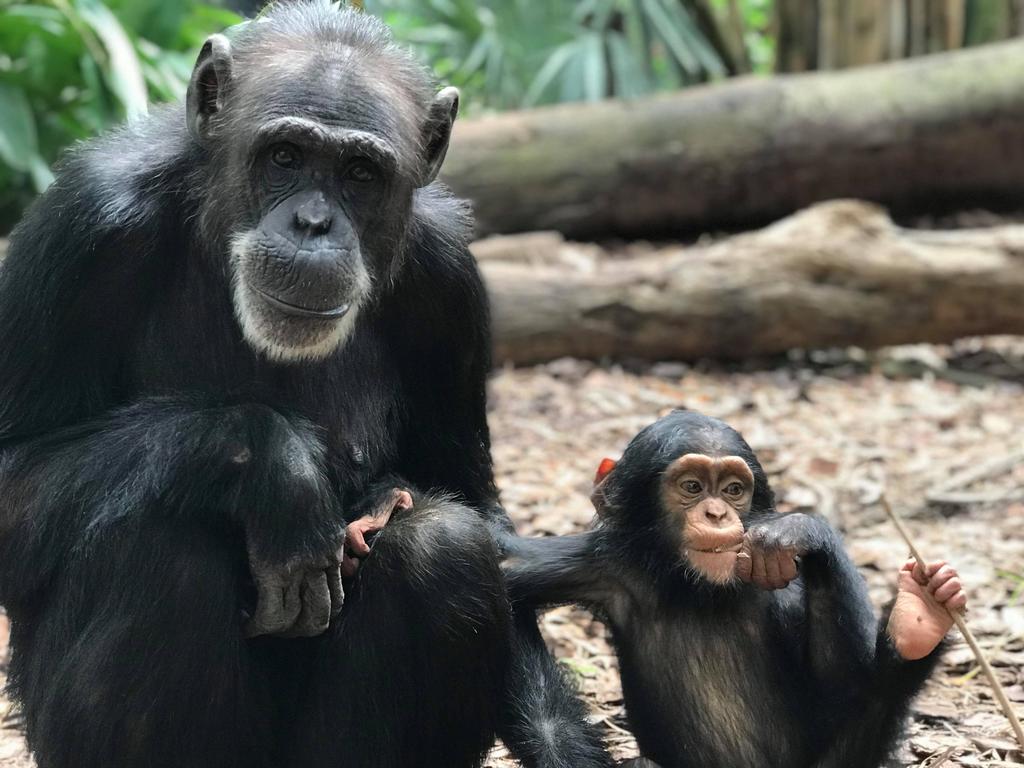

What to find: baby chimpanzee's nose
left=704, top=503, right=729, bottom=523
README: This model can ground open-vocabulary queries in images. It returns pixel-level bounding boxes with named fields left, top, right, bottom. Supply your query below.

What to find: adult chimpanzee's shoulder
left=407, top=183, right=479, bottom=288
left=0, top=104, right=196, bottom=440
left=398, top=183, right=490, bottom=348
left=30, top=104, right=194, bottom=235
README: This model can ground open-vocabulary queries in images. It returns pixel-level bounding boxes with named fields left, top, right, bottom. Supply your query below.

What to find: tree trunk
left=478, top=201, right=1024, bottom=365
left=443, top=40, right=1024, bottom=241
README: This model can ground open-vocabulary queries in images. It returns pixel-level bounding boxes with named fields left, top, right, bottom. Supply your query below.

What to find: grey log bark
left=443, top=40, right=1024, bottom=240
left=477, top=201, right=1024, bottom=365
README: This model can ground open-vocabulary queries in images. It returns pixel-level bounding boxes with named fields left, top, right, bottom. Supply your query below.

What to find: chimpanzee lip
left=691, top=543, right=743, bottom=554
left=251, top=285, right=351, bottom=319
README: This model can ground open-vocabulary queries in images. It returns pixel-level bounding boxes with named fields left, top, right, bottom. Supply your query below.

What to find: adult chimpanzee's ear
left=417, top=86, right=460, bottom=187
left=187, top=34, right=233, bottom=145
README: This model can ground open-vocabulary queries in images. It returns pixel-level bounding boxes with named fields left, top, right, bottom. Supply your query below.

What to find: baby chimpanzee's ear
left=591, top=458, right=617, bottom=516
left=594, top=458, right=617, bottom=484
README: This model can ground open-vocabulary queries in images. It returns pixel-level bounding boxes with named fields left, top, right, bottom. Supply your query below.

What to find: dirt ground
left=2, top=337, right=1023, bottom=767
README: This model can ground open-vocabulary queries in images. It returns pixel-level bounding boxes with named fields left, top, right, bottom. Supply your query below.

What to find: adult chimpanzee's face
left=228, top=107, right=398, bottom=361
left=186, top=32, right=458, bottom=362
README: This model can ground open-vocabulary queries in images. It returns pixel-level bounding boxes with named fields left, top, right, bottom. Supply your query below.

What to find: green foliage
left=0, top=0, right=768, bottom=228
left=0, top=0, right=240, bottom=231
left=366, top=0, right=728, bottom=111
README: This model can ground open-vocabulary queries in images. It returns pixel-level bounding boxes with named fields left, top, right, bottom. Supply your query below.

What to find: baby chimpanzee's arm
left=742, top=513, right=965, bottom=768
left=742, top=513, right=879, bottom=685
left=502, top=531, right=613, bottom=609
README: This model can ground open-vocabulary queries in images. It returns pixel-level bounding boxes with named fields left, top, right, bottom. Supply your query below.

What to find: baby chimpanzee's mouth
left=252, top=285, right=352, bottom=319
left=692, top=543, right=743, bottom=555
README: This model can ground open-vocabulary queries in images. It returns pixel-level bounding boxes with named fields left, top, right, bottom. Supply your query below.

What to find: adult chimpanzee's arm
left=0, top=398, right=343, bottom=619
left=389, top=189, right=611, bottom=768
left=0, top=115, right=191, bottom=442
left=0, top=124, right=347, bottom=637
left=502, top=532, right=613, bottom=608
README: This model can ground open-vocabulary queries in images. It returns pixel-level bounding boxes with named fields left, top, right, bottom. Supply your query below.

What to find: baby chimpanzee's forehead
left=641, top=412, right=746, bottom=456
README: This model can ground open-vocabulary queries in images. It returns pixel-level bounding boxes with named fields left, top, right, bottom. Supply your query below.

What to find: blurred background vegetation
left=1, top=0, right=1023, bottom=232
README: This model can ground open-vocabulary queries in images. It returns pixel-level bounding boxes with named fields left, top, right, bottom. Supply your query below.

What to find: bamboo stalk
left=880, top=497, right=1024, bottom=752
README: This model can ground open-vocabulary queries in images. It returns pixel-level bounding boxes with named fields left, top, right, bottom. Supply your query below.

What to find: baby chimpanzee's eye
left=681, top=480, right=702, bottom=494
left=724, top=482, right=743, bottom=496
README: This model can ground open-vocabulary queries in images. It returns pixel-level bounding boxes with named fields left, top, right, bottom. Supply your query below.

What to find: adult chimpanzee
left=0, top=5, right=609, bottom=768
left=504, top=411, right=966, bottom=768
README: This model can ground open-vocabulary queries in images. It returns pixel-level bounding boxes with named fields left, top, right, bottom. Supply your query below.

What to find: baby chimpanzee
left=503, top=411, right=966, bottom=768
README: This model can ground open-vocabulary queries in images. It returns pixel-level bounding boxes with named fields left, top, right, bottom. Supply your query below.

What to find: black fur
left=0, top=4, right=607, bottom=767
left=505, top=410, right=942, bottom=768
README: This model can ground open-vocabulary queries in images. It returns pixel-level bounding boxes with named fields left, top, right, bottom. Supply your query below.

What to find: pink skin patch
left=888, top=559, right=967, bottom=660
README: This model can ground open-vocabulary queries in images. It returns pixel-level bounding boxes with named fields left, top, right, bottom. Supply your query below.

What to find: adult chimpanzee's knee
left=9, top=519, right=272, bottom=768
left=290, top=497, right=511, bottom=768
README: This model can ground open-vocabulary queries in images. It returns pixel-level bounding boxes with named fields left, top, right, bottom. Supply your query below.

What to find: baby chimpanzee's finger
left=763, top=552, right=784, bottom=589
left=933, top=576, right=963, bottom=604
left=926, top=564, right=957, bottom=595
left=735, top=548, right=753, bottom=583
left=778, top=549, right=799, bottom=584
left=945, top=588, right=968, bottom=612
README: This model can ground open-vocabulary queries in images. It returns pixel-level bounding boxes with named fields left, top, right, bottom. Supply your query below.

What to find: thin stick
left=880, top=497, right=1024, bottom=752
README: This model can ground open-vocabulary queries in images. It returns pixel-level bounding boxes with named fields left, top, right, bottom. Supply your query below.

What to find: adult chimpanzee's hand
left=244, top=546, right=345, bottom=638
left=736, top=513, right=830, bottom=590
left=219, top=405, right=345, bottom=638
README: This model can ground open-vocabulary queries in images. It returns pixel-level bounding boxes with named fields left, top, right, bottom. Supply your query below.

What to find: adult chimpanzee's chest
left=129, top=295, right=408, bottom=495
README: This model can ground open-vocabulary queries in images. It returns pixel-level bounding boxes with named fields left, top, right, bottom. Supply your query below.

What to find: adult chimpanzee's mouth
left=251, top=285, right=352, bottom=320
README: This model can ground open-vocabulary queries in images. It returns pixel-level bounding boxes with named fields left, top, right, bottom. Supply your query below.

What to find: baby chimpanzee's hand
left=887, top=559, right=966, bottom=660
left=342, top=487, right=414, bottom=580
left=735, top=513, right=825, bottom=590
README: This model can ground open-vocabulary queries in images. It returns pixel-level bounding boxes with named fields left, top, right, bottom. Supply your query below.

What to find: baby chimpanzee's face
left=659, top=453, right=753, bottom=584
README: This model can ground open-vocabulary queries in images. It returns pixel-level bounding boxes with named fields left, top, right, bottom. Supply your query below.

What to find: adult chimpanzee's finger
left=327, top=565, right=344, bottom=617
left=245, top=569, right=302, bottom=637
left=285, top=570, right=332, bottom=638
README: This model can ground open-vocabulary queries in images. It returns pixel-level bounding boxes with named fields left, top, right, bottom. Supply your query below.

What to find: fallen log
left=476, top=201, right=1024, bottom=365
left=444, top=40, right=1024, bottom=240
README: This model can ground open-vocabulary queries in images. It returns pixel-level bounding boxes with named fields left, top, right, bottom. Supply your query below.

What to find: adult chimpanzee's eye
left=270, top=143, right=300, bottom=169
left=682, top=480, right=702, bottom=494
left=724, top=482, right=743, bottom=496
left=346, top=160, right=376, bottom=183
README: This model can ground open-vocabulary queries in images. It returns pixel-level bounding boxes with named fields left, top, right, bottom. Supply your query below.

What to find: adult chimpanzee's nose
left=293, top=195, right=333, bottom=236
